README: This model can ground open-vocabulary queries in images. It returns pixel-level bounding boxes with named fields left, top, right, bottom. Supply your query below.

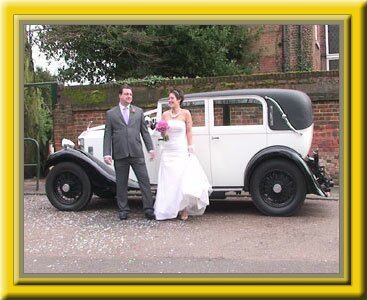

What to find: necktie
left=122, top=106, right=129, bottom=124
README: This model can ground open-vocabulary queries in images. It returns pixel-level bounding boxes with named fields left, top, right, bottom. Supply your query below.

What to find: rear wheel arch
left=244, top=146, right=313, bottom=192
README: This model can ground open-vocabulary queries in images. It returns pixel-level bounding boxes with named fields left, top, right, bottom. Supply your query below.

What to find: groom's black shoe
left=118, top=211, right=129, bottom=220
left=145, top=210, right=156, bottom=220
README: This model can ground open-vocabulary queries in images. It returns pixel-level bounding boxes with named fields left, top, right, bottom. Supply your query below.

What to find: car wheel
left=250, top=159, right=306, bottom=216
left=45, top=162, right=92, bottom=211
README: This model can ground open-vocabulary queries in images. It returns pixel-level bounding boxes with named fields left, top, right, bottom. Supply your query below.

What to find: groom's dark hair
left=169, top=88, right=184, bottom=105
left=119, top=84, right=133, bottom=94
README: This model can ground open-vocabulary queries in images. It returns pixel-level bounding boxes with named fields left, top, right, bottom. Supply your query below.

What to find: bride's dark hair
left=169, top=88, right=184, bottom=106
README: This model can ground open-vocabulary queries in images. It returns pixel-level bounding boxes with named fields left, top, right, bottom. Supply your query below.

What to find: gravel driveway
left=23, top=191, right=340, bottom=275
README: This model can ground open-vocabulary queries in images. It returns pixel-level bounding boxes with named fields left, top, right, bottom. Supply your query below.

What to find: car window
left=161, top=102, right=170, bottom=113
left=182, top=100, right=205, bottom=127
left=213, top=98, right=263, bottom=126
left=162, top=100, right=206, bottom=127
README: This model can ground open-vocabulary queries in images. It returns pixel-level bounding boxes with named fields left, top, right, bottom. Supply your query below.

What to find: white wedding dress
left=154, top=119, right=212, bottom=220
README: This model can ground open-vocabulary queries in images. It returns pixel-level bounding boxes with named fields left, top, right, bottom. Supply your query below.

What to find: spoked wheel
left=45, top=162, right=92, bottom=211
left=250, top=159, right=306, bottom=216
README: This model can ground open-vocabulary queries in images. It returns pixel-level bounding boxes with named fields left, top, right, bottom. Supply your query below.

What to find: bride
left=154, top=88, right=212, bottom=221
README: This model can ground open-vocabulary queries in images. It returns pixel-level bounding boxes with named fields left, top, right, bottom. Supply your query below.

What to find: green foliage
left=147, top=25, right=259, bottom=77
left=64, top=89, right=107, bottom=106
left=297, top=60, right=313, bottom=72
left=24, top=87, right=53, bottom=146
left=118, top=75, right=188, bottom=88
left=24, top=65, right=55, bottom=147
left=36, top=25, right=158, bottom=84
left=34, top=66, right=57, bottom=108
left=35, top=25, right=261, bottom=84
left=24, top=29, right=55, bottom=176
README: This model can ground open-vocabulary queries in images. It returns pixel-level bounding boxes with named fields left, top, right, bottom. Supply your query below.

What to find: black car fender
left=243, top=145, right=326, bottom=196
left=44, top=148, right=116, bottom=194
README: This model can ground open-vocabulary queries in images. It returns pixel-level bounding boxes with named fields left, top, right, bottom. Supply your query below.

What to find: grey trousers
left=114, top=157, right=154, bottom=213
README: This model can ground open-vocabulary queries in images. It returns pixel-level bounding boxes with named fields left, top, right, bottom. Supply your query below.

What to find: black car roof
left=184, top=88, right=308, bottom=101
left=159, top=88, right=314, bottom=130
left=159, top=88, right=308, bottom=101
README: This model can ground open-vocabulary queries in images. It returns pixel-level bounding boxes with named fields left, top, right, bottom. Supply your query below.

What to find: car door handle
left=211, top=136, right=220, bottom=140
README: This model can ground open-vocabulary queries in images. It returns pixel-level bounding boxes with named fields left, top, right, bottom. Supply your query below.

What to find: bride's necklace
left=170, top=108, right=181, bottom=118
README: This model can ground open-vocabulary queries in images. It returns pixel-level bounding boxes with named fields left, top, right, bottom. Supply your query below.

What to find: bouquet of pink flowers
left=156, top=119, right=170, bottom=141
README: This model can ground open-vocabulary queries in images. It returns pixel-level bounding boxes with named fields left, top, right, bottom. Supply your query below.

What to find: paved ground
left=22, top=178, right=340, bottom=274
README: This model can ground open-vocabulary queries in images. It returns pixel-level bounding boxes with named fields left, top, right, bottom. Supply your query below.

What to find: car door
left=209, top=95, right=268, bottom=188
left=183, top=99, right=212, bottom=184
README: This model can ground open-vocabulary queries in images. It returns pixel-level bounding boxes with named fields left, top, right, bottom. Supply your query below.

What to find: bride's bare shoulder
left=182, top=109, right=191, bottom=116
left=162, top=110, right=170, bottom=118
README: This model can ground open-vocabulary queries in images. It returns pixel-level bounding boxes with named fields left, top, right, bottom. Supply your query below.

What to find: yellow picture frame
left=1, top=0, right=365, bottom=298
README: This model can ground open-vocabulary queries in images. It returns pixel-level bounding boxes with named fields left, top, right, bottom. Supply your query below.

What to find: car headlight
left=78, top=137, right=84, bottom=150
left=61, top=138, right=75, bottom=149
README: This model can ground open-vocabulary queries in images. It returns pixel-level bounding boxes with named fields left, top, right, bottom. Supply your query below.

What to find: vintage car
left=44, top=88, right=333, bottom=216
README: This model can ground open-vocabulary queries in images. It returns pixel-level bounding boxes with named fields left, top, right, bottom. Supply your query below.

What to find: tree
left=35, top=25, right=159, bottom=83
left=34, top=25, right=261, bottom=84
left=24, top=28, right=55, bottom=177
left=146, top=25, right=260, bottom=77
left=34, top=66, right=57, bottom=110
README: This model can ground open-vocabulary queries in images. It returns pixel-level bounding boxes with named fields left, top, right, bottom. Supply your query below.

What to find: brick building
left=251, top=25, right=339, bottom=73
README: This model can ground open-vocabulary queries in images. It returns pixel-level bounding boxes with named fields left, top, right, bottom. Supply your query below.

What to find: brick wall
left=53, top=70, right=340, bottom=183
left=311, top=101, right=339, bottom=179
left=251, top=25, right=326, bottom=73
left=250, top=25, right=283, bottom=73
left=72, top=111, right=106, bottom=139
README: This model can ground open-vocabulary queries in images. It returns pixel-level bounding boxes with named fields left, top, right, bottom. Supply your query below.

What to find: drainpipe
left=298, top=25, right=304, bottom=70
left=282, top=25, right=288, bottom=72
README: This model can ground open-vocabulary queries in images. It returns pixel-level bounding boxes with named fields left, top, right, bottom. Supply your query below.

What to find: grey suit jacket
left=103, top=105, right=153, bottom=160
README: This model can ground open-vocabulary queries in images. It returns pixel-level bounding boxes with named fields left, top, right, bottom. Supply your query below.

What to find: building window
left=325, top=25, right=339, bottom=70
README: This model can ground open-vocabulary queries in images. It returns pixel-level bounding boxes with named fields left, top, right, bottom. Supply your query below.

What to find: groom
left=103, top=84, right=155, bottom=220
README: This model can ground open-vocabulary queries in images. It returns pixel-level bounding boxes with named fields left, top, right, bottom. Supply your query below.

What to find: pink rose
left=156, top=119, right=170, bottom=141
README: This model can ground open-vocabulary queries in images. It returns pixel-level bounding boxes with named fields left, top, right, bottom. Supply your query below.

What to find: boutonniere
left=130, top=106, right=136, bottom=113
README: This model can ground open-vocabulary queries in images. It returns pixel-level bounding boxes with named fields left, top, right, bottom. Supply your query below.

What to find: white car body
left=46, top=89, right=332, bottom=216
left=78, top=95, right=313, bottom=190
left=78, top=110, right=157, bottom=188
